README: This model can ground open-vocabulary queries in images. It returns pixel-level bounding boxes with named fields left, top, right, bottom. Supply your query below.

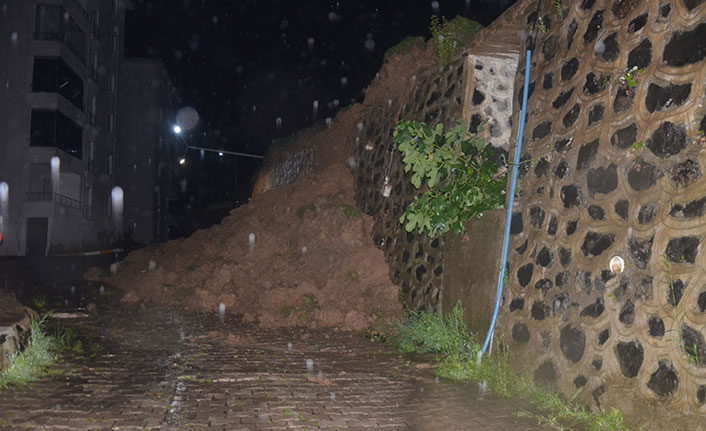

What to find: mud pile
left=87, top=162, right=401, bottom=331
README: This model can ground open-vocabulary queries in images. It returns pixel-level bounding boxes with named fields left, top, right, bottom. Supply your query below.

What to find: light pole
left=173, top=126, right=264, bottom=164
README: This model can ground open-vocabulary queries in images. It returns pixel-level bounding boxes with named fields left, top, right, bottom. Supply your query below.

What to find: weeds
left=338, top=203, right=361, bottom=220
left=383, top=36, right=424, bottom=63
left=174, top=287, right=193, bottom=302
left=0, top=317, right=58, bottom=388
left=430, top=15, right=483, bottom=65
left=392, top=303, right=631, bottom=430
left=31, top=295, right=48, bottom=310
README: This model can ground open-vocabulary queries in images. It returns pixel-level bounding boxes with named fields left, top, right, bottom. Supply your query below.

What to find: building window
left=30, top=110, right=83, bottom=159
left=35, top=5, right=88, bottom=64
left=107, top=154, right=112, bottom=175
left=32, top=57, right=84, bottom=110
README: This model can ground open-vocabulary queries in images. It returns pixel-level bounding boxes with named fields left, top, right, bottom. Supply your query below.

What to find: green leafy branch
left=394, top=120, right=507, bottom=238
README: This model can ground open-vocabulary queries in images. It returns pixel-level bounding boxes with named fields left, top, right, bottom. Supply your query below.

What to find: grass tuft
left=0, top=317, right=58, bottom=388
left=392, top=303, right=631, bottom=430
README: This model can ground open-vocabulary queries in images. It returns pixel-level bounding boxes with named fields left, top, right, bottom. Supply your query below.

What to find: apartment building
left=116, top=58, right=180, bottom=245
left=0, top=0, right=179, bottom=255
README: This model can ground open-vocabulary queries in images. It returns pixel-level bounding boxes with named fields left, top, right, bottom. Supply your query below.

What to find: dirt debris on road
left=86, top=162, right=401, bottom=332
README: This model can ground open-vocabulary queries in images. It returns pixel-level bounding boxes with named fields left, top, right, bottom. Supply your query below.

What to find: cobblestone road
left=0, top=298, right=550, bottom=430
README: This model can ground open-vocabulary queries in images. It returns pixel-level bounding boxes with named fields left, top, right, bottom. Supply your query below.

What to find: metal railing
left=33, top=32, right=87, bottom=65
left=26, top=192, right=81, bottom=209
left=89, top=64, right=98, bottom=81
left=70, top=0, right=89, bottom=19
left=91, top=21, right=100, bottom=40
left=83, top=204, right=93, bottom=220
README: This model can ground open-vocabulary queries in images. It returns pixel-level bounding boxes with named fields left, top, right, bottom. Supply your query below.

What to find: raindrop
left=431, top=1, right=440, bottom=12
left=248, top=232, right=256, bottom=248
left=312, top=100, right=319, bottom=118
left=0, top=182, right=9, bottom=231
left=333, top=99, right=339, bottom=107
left=328, top=11, right=337, bottom=21
left=594, top=40, right=606, bottom=56
left=287, top=342, right=293, bottom=351
left=70, top=285, right=75, bottom=295
left=99, top=285, right=105, bottom=295
left=110, top=263, right=118, bottom=275
left=111, top=186, right=124, bottom=234
left=478, top=381, right=487, bottom=398
left=275, top=117, right=282, bottom=130
left=176, top=106, right=199, bottom=131
left=306, top=358, right=314, bottom=373
left=63, top=11, right=69, bottom=21
left=174, top=50, right=183, bottom=60
left=347, top=157, right=357, bottom=169
left=325, top=117, right=332, bottom=126
left=307, top=37, right=315, bottom=51
left=356, top=122, right=364, bottom=131
left=50, top=156, right=60, bottom=194
left=180, top=178, right=187, bottom=193
left=235, top=65, right=244, bottom=75
left=387, top=99, right=393, bottom=107
left=364, top=39, right=376, bottom=51
left=10, top=32, right=17, bottom=44
left=218, top=303, right=226, bottom=323
left=301, top=246, right=307, bottom=256
left=330, top=392, right=336, bottom=401
left=340, top=76, right=348, bottom=86
left=211, top=16, right=218, bottom=24
left=148, top=260, right=156, bottom=270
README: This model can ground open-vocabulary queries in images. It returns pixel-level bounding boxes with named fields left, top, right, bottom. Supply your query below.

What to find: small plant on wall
left=394, top=120, right=506, bottom=238
left=429, top=16, right=483, bottom=66
left=617, top=66, right=643, bottom=96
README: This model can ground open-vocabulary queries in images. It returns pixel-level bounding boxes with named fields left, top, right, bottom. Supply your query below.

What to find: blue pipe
left=479, top=49, right=532, bottom=358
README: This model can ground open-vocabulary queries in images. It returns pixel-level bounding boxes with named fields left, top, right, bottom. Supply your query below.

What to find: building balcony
left=33, top=32, right=86, bottom=65
left=26, top=192, right=81, bottom=210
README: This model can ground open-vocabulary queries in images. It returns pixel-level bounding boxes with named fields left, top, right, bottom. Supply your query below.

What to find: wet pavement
left=0, top=290, right=551, bottom=431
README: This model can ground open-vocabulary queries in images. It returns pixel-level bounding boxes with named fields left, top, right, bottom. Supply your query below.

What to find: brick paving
left=0, top=299, right=551, bottom=430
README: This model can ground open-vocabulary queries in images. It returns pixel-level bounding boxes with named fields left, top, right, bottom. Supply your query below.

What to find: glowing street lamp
left=172, top=126, right=263, bottom=164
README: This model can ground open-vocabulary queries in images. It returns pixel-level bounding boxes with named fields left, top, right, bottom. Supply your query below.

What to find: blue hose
left=479, top=49, right=532, bottom=358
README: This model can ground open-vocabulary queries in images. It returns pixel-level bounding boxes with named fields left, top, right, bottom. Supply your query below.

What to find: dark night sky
left=124, top=0, right=516, bottom=228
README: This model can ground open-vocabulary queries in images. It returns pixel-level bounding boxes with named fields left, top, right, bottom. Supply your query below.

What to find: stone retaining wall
left=502, top=0, right=706, bottom=412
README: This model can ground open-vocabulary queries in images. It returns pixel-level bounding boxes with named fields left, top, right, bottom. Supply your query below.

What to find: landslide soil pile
left=86, top=162, right=401, bottom=331
left=86, top=40, right=443, bottom=331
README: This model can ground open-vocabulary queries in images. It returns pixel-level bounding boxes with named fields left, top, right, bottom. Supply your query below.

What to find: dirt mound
left=86, top=162, right=401, bottom=331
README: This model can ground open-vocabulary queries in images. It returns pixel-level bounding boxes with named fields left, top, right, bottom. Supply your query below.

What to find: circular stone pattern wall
left=502, top=0, right=706, bottom=413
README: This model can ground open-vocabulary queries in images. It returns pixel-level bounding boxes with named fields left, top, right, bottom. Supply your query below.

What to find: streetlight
left=172, top=124, right=264, bottom=163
